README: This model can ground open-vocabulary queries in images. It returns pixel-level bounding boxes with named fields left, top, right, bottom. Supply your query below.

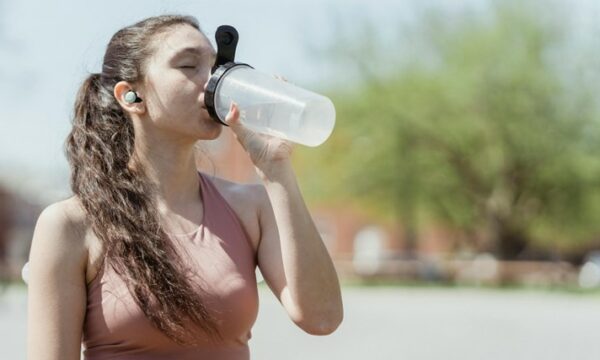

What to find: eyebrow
left=172, top=47, right=216, bottom=59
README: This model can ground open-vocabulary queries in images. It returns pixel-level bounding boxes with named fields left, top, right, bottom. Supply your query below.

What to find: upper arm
left=255, top=185, right=303, bottom=324
left=27, top=202, right=88, bottom=360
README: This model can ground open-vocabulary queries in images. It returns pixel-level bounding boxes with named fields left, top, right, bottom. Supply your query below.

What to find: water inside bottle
left=238, top=101, right=304, bottom=139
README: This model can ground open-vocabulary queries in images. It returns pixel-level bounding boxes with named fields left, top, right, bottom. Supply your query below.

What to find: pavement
left=2, top=284, right=600, bottom=359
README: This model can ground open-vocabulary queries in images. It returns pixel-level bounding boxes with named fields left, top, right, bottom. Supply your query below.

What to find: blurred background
left=1, top=0, right=600, bottom=359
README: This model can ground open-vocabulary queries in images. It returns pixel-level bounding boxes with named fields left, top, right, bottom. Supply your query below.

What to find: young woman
left=26, top=15, right=343, bottom=359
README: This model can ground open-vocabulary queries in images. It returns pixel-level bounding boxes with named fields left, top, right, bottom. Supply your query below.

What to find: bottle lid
left=205, top=25, right=253, bottom=126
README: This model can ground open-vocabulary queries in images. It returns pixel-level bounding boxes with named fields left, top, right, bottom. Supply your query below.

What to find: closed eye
left=179, top=66, right=197, bottom=69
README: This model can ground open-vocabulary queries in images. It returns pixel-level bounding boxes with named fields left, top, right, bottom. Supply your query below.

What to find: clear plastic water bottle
left=205, top=25, right=336, bottom=147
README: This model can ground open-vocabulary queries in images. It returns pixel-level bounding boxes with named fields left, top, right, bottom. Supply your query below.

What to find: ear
left=114, top=81, right=146, bottom=115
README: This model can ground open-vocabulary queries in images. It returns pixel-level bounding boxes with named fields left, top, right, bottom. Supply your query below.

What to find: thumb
left=225, top=102, right=254, bottom=144
left=225, top=101, right=240, bottom=125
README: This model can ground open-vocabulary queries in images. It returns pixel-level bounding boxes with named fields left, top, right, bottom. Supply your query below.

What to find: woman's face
left=141, top=24, right=220, bottom=140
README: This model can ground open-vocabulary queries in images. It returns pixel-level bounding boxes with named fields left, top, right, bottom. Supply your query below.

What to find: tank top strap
left=197, top=171, right=256, bottom=263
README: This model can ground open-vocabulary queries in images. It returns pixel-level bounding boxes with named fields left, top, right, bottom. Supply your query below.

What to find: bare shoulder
left=33, top=196, right=89, bottom=259
left=203, top=173, right=266, bottom=252
left=55, top=196, right=88, bottom=224
left=28, top=196, right=89, bottom=286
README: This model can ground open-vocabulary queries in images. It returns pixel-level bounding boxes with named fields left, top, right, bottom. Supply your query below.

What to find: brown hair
left=64, top=15, right=222, bottom=345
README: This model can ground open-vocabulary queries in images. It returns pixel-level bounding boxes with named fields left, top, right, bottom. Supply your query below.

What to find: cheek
left=145, top=69, right=205, bottom=121
left=150, top=81, right=193, bottom=116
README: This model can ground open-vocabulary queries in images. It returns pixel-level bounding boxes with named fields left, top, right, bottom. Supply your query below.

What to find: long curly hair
left=64, top=15, right=222, bottom=345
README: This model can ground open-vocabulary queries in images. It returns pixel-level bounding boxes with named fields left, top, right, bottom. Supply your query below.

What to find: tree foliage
left=294, top=1, right=600, bottom=258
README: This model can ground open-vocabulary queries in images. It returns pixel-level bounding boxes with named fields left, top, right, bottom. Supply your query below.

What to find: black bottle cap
left=205, top=25, right=253, bottom=126
left=212, top=25, right=239, bottom=74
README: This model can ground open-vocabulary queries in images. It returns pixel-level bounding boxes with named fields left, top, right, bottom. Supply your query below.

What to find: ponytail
left=65, top=59, right=222, bottom=345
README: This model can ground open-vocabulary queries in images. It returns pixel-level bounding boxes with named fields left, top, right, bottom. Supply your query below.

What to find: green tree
left=295, top=1, right=600, bottom=259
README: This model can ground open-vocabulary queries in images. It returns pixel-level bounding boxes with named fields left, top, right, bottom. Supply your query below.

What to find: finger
left=225, top=101, right=240, bottom=125
left=225, top=102, right=251, bottom=137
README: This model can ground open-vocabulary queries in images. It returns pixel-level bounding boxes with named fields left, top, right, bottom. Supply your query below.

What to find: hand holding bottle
left=225, top=99, right=295, bottom=170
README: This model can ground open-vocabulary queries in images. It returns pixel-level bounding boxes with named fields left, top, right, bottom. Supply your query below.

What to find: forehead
left=152, top=24, right=214, bottom=60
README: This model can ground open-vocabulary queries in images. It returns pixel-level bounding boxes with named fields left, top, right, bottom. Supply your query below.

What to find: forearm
left=259, top=160, right=343, bottom=331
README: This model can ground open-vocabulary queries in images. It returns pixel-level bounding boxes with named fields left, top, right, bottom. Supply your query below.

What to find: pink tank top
left=82, top=171, right=259, bottom=359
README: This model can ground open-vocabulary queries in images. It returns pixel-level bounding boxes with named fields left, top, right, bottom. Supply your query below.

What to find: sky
left=0, top=0, right=598, bottom=205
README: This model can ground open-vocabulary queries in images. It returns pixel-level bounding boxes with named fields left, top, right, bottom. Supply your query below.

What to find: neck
left=130, top=127, right=201, bottom=209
